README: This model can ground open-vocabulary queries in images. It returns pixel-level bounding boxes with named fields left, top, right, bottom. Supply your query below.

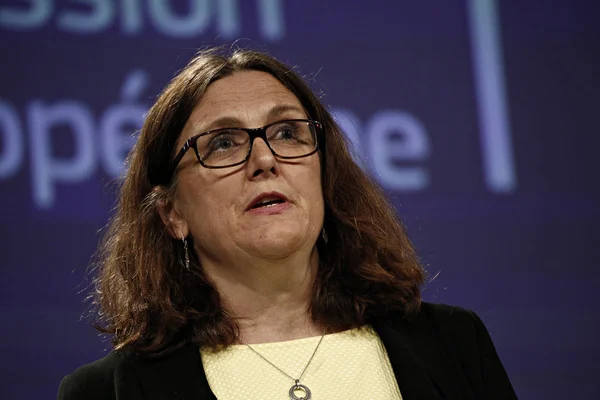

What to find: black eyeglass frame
left=168, top=119, right=322, bottom=177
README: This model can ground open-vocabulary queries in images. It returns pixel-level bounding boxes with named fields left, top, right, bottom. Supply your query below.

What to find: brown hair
left=92, top=47, right=425, bottom=356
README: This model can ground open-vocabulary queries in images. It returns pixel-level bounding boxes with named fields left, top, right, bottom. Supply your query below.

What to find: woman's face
left=170, top=70, right=324, bottom=263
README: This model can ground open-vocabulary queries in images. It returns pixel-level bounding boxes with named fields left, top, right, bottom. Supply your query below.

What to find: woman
left=58, top=48, right=517, bottom=400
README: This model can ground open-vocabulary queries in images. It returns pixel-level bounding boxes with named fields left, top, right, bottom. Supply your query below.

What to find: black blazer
left=58, top=303, right=517, bottom=399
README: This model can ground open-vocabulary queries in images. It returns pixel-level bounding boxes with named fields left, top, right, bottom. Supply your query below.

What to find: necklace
left=243, top=326, right=327, bottom=400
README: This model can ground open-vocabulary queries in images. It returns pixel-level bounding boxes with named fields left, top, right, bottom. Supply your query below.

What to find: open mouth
left=251, top=198, right=286, bottom=209
left=247, top=192, right=289, bottom=211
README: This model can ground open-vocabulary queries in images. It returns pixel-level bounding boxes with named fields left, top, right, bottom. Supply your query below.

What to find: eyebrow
left=198, top=104, right=307, bottom=132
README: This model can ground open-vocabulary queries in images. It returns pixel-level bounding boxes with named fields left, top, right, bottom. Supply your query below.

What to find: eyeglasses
left=169, top=119, right=321, bottom=174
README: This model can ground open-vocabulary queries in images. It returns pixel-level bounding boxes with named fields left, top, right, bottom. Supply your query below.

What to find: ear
left=154, top=186, right=189, bottom=239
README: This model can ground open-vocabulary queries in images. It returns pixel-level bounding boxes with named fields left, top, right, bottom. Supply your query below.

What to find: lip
left=246, top=201, right=291, bottom=215
left=246, top=191, right=290, bottom=212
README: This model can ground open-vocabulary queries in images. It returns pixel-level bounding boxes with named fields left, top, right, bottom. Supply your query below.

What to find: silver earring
left=321, top=227, right=328, bottom=243
left=182, top=237, right=190, bottom=270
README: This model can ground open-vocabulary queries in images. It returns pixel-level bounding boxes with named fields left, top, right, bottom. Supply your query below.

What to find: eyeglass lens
left=196, top=120, right=317, bottom=167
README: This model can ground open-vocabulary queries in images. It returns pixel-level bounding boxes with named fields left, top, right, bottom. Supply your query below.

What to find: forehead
left=187, top=70, right=306, bottom=131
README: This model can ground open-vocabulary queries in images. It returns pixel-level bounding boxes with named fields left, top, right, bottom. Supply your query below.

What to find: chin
left=247, top=227, right=314, bottom=259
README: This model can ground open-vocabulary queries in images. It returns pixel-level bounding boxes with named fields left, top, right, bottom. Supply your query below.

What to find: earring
left=182, top=237, right=190, bottom=270
left=321, top=226, right=328, bottom=243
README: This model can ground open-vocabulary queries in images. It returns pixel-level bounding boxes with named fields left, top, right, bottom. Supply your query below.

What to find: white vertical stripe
left=258, top=0, right=285, bottom=40
left=468, top=0, right=517, bottom=192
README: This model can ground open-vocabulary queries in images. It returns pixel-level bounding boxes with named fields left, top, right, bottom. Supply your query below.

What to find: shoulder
left=415, top=302, right=495, bottom=356
left=420, top=301, right=476, bottom=320
left=417, top=302, right=517, bottom=399
left=58, top=350, right=134, bottom=400
left=419, top=302, right=483, bottom=332
left=418, top=302, right=495, bottom=348
left=375, top=302, right=493, bottom=356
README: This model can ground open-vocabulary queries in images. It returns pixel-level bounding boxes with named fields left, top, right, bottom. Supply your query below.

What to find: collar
left=127, top=306, right=470, bottom=400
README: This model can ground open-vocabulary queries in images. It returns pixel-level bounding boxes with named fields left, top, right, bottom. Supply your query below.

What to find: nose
left=245, top=138, right=279, bottom=179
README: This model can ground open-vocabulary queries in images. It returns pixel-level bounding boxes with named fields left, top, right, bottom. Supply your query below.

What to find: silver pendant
left=289, top=381, right=311, bottom=400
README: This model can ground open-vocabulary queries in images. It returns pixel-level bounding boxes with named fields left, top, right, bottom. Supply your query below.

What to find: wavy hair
left=92, top=47, right=425, bottom=355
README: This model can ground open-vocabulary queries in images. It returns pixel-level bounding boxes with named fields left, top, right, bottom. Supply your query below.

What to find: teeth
left=259, top=197, right=280, bottom=204
left=253, top=198, right=284, bottom=208
left=260, top=200, right=281, bottom=206
left=250, top=195, right=286, bottom=209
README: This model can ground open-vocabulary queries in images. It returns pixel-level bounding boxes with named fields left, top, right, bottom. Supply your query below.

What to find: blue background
left=1, top=0, right=599, bottom=398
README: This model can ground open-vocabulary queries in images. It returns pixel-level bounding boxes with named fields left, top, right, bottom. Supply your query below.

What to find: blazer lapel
left=372, top=311, right=470, bottom=400
left=127, top=343, right=217, bottom=400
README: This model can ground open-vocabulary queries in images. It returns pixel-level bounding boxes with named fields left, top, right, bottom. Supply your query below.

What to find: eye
left=198, top=130, right=249, bottom=161
left=212, top=136, right=233, bottom=150
left=208, top=131, right=240, bottom=151
left=279, top=127, right=295, bottom=140
left=272, top=123, right=300, bottom=141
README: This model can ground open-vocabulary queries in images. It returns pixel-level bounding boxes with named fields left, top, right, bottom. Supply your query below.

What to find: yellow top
left=200, top=325, right=403, bottom=399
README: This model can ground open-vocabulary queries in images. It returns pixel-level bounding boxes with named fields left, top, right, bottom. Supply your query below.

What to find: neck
left=200, top=247, right=323, bottom=344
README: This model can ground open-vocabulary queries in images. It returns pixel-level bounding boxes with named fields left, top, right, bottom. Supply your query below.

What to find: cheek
left=178, top=174, right=228, bottom=230
left=311, top=159, right=324, bottom=196
left=302, top=162, right=324, bottom=215
left=200, top=180, right=245, bottom=233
